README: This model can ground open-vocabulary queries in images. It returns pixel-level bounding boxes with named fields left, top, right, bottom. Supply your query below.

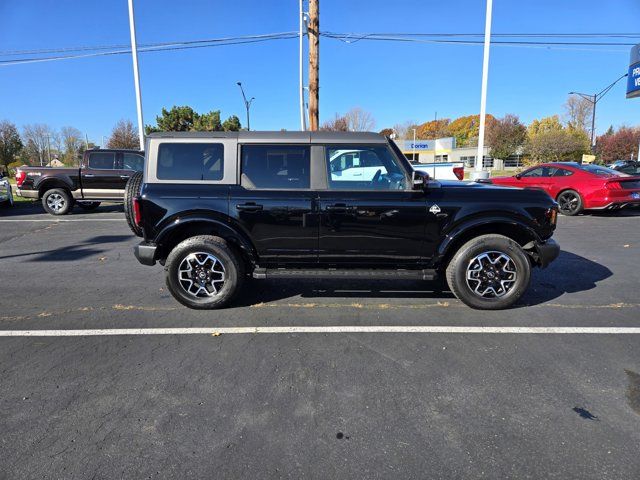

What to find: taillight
left=133, top=197, right=142, bottom=226
left=453, top=166, right=464, bottom=181
left=545, top=207, right=558, bottom=226
left=15, top=170, right=26, bottom=187
left=606, top=181, right=622, bottom=190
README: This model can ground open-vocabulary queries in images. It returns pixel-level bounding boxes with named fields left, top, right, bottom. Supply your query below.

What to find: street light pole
left=127, top=0, right=145, bottom=151
left=412, top=128, right=416, bottom=162
left=236, top=82, right=254, bottom=131
left=474, top=0, right=493, bottom=180
left=569, top=72, right=628, bottom=153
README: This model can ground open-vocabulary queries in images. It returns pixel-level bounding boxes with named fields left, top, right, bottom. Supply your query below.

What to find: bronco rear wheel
left=446, top=234, right=531, bottom=310
left=165, top=235, right=244, bottom=310
left=124, top=171, right=144, bottom=237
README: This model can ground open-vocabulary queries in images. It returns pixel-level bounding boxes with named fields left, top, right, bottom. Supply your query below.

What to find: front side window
left=88, top=152, right=116, bottom=170
left=521, top=167, right=546, bottom=178
left=241, top=145, right=310, bottom=189
left=123, top=153, right=144, bottom=172
left=157, top=143, right=224, bottom=181
left=326, top=145, right=408, bottom=191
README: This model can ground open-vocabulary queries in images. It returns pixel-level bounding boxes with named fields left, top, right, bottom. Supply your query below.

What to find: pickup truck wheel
left=77, top=201, right=101, bottom=211
left=165, top=235, right=244, bottom=310
left=42, top=188, right=73, bottom=216
left=124, top=171, right=144, bottom=237
left=446, top=234, right=531, bottom=310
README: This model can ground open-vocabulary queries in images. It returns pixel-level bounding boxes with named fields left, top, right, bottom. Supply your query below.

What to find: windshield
left=578, top=164, right=627, bottom=177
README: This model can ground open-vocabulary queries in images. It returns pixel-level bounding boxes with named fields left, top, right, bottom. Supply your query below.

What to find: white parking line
left=0, top=219, right=123, bottom=222
left=1, top=326, right=640, bottom=337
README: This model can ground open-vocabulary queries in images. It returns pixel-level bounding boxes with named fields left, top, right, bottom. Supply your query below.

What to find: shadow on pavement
left=520, top=250, right=612, bottom=307
left=0, top=235, right=132, bottom=262
left=233, top=250, right=611, bottom=308
left=1, top=202, right=123, bottom=217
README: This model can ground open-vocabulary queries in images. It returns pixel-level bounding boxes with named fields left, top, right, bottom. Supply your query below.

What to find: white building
left=395, top=137, right=524, bottom=171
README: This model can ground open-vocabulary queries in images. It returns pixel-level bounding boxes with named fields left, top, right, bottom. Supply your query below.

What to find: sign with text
left=627, top=43, right=640, bottom=99
left=402, top=137, right=455, bottom=152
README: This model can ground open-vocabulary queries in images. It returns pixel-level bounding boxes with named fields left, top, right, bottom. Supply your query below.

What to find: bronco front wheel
left=164, top=235, right=244, bottom=309
left=446, top=234, right=531, bottom=310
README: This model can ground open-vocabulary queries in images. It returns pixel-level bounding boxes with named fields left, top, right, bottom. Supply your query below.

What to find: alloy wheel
left=46, top=193, right=66, bottom=213
left=177, top=252, right=226, bottom=298
left=557, top=191, right=580, bottom=215
left=466, top=251, right=518, bottom=298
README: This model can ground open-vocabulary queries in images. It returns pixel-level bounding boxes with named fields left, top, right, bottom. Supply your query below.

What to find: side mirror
left=515, top=173, right=522, bottom=180
left=412, top=170, right=429, bottom=190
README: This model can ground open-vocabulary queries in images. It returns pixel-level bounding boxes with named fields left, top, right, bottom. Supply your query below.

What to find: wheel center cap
left=486, top=271, right=495, bottom=279
left=198, top=271, right=207, bottom=280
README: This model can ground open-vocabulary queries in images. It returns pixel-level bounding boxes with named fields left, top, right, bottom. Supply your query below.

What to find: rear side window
left=157, top=143, right=224, bottom=181
left=241, top=145, right=310, bottom=189
left=123, top=153, right=144, bottom=172
left=88, top=152, right=116, bottom=170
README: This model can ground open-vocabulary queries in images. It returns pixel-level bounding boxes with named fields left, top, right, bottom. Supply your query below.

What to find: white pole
left=412, top=128, right=416, bottom=161
left=128, top=0, right=145, bottom=151
left=299, top=0, right=307, bottom=131
left=474, top=0, right=493, bottom=180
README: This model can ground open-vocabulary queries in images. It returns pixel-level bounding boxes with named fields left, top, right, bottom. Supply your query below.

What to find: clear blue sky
left=0, top=0, right=638, bottom=143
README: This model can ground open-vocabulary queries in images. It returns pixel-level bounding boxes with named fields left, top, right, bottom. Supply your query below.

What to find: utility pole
left=128, top=0, right=145, bottom=151
left=474, top=0, right=493, bottom=180
left=46, top=135, right=51, bottom=165
left=299, top=0, right=308, bottom=131
left=308, top=0, right=319, bottom=131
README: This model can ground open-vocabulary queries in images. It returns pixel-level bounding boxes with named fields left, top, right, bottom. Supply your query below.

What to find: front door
left=81, top=151, right=123, bottom=199
left=318, top=144, right=428, bottom=267
left=229, top=144, right=318, bottom=266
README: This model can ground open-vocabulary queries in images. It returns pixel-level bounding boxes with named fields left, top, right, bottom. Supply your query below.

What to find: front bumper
left=16, top=188, right=38, bottom=199
left=134, top=242, right=157, bottom=266
left=533, top=238, right=560, bottom=268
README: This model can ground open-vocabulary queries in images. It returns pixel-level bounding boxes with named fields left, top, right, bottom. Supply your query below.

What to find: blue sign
left=627, top=44, right=640, bottom=99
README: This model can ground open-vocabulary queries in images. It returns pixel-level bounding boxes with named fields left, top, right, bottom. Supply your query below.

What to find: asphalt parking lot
left=1, top=202, right=640, bottom=479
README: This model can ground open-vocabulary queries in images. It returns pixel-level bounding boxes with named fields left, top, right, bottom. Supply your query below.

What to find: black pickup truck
left=131, top=131, right=560, bottom=310
left=15, top=148, right=144, bottom=215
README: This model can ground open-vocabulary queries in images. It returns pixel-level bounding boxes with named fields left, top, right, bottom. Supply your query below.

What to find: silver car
left=0, top=172, right=14, bottom=207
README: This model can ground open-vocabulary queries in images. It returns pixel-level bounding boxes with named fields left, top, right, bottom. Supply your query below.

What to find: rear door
left=81, top=151, right=122, bottom=199
left=229, top=144, right=318, bottom=266
left=117, top=151, right=145, bottom=188
left=318, top=144, right=428, bottom=266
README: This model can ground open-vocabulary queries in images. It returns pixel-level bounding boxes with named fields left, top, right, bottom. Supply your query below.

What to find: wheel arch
left=155, top=217, right=257, bottom=270
left=37, top=177, right=74, bottom=198
left=436, top=219, right=540, bottom=271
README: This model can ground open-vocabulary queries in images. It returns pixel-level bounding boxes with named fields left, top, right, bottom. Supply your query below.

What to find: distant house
left=46, top=159, right=64, bottom=167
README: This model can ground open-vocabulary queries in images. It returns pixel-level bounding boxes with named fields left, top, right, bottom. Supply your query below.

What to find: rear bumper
left=591, top=201, right=640, bottom=210
left=134, top=242, right=157, bottom=266
left=534, top=238, right=560, bottom=268
left=15, top=188, right=38, bottom=199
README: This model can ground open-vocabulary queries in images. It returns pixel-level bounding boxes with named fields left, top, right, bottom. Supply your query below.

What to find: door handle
left=236, top=203, right=263, bottom=212
left=120, top=175, right=130, bottom=179
left=84, top=174, right=95, bottom=178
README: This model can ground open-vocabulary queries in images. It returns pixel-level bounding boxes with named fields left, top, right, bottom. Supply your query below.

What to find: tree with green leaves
left=448, top=114, right=497, bottom=147
left=486, top=114, right=526, bottom=160
left=145, top=106, right=241, bottom=133
left=0, top=120, right=23, bottom=174
left=525, top=115, right=590, bottom=163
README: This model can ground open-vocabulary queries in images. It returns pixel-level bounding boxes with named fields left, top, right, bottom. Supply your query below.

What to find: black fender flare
left=36, top=176, right=76, bottom=197
left=155, top=213, right=258, bottom=264
left=436, top=216, right=541, bottom=265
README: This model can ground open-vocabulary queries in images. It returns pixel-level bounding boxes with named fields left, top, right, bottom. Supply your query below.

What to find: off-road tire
left=124, top=171, right=144, bottom=237
left=77, top=201, right=101, bottom=211
left=42, top=188, right=73, bottom=216
left=446, top=234, right=531, bottom=310
left=556, top=189, right=583, bottom=216
left=165, top=235, right=244, bottom=310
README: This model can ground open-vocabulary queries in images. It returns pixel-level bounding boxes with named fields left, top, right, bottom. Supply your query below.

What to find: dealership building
left=394, top=137, right=524, bottom=171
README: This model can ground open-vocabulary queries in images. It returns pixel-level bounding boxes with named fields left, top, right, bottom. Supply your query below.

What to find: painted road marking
left=2, top=326, right=640, bottom=337
left=0, top=218, right=123, bottom=222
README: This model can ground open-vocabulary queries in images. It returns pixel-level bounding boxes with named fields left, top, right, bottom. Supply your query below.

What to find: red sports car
left=488, top=162, right=640, bottom=215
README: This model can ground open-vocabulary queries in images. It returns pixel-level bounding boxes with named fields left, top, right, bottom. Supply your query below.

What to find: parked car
left=409, top=160, right=465, bottom=181
left=15, top=148, right=144, bottom=215
left=487, top=162, right=640, bottom=215
left=129, top=131, right=560, bottom=311
left=609, top=160, right=640, bottom=175
left=0, top=171, right=14, bottom=208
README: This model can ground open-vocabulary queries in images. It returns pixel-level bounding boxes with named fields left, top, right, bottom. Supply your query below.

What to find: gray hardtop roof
left=146, top=130, right=387, bottom=144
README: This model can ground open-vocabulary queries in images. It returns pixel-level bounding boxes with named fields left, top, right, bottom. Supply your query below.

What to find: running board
left=252, top=268, right=437, bottom=281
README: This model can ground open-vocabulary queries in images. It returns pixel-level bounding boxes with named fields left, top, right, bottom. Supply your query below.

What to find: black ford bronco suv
left=130, top=131, right=560, bottom=310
